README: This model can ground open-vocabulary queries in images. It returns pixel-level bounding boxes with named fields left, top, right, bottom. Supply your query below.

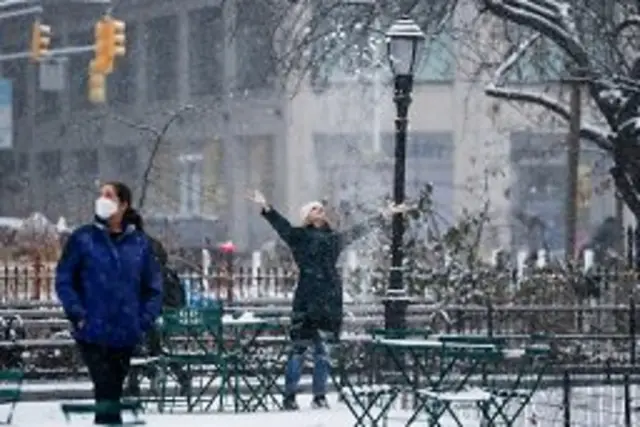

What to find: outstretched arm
left=261, top=206, right=300, bottom=246
left=248, top=189, right=300, bottom=246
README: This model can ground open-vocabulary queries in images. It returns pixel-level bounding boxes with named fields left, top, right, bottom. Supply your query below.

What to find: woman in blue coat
left=55, top=182, right=163, bottom=425
left=247, top=189, right=405, bottom=410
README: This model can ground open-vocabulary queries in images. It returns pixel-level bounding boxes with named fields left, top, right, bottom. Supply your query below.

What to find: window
left=312, top=2, right=380, bottom=85
left=36, top=150, right=61, bottom=179
left=0, top=151, right=14, bottom=178
left=68, top=31, right=94, bottom=110
left=381, top=132, right=452, bottom=159
left=145, top=16, right=178, bottom=102
left=413, top=21, right=455, bottom=82
left=71, top=149, right=99, bottom=176
left=109, top=24, right=137, bottom=104
left=236, top=0, right=277, bottom=90
left=189, top=7, right=224, bottom=96
left=2, top=46, right=27, bottom=119
left=240, top=136, right=275, bottom=245
left=244, top=136, right=275, bottom=200
left=312, top=0, right=454, bottom=86
left=179, top=154, right=203, bottom=215
left=495, top=23, right=566, bottom=84
left=201, top=138, right=225, bottom=213
left=510, top=132, right=567, bottom=251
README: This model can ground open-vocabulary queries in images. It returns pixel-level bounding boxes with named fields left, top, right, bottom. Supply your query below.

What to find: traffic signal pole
left=0, top=45, right=94, bottom=62
left=0, top=5, right=41, bottom=19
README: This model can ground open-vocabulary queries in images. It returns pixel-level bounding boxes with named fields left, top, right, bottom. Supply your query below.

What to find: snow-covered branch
left=486, top=83, right=612, bottom=149
left=485, top=29, right=612, bottom=150
left=482, top=0, right=588, bottom=66
left=491, top=32, right=540, bottom=85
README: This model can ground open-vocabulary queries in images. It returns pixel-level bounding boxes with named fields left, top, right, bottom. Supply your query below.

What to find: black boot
left=282, top=394, right=299, bottom=411
left=312, top=395, right=329, bottom=409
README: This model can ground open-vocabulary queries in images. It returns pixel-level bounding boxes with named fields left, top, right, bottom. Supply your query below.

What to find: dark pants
left=78, top=341, right=133, bottom=425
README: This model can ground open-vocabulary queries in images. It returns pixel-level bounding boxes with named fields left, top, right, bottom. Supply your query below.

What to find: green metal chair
left=0, top=369, right=23, bottom=424
left=413, top=342, right=503, bottom=427
left=155, top=305, right=229, bottom=413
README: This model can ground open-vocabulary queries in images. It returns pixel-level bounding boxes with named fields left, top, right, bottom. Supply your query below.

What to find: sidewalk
left=8, top=397, right=425, bottom=427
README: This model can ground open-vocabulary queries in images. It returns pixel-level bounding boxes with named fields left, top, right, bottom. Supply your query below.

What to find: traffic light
left=88, top=60, right=106, bottom=104
left=93, top=16, right=126, bottom=75
left=30, top=20, right=52, bottom=62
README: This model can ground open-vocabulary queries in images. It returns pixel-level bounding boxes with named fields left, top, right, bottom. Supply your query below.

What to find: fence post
left=626, top=226, right=633, bottom=269
left=635, top=227, right=640, bottom=270
left=630, top=298, right=636, bottom=365
left=563, top=370, right=571, bottom=427
left=487, top=301, right=494, bottom=338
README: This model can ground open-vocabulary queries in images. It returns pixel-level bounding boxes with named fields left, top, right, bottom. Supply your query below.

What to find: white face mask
left=95, top=197, right=118, bottom=220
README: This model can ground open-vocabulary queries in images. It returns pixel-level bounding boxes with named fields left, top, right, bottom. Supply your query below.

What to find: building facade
left=0, top=0, right=619, bottom=253
left=0, top=0, right=288, bottom=250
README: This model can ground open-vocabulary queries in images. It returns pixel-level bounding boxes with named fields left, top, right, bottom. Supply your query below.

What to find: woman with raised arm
left=247, top=190, right=405, bottom=410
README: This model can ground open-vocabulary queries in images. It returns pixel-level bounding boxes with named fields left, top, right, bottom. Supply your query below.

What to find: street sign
left=39, top=58, right=66, bottom=91
left=0, top=78, right=12, bottom=150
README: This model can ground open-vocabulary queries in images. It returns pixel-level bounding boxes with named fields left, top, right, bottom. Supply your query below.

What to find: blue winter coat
left=55, top=222, right=163, bottom=348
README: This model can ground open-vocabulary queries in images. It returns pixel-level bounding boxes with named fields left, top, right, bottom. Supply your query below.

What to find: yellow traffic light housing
left=88, top=60, right=107, bottom=104
left=93, top=16, right=126, bottom=75
left=30, top=20, right=52, bottom=62
left=109, top=19, right=126, bottom=58
left=93, top=19, right=112, bottom=74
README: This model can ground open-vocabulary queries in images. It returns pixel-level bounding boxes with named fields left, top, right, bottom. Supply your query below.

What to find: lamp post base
left=383, top=289, right=411, bottom=333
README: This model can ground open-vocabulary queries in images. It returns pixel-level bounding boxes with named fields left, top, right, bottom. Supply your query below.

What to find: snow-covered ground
left=3, top=384, right=638, bottom=427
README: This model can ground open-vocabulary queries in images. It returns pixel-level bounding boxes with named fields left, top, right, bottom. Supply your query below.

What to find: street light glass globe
left=386, top=17, right=426, bottom=77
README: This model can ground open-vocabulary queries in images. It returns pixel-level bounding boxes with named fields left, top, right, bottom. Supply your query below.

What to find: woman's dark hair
left=105, top=181, right=144, bottom=231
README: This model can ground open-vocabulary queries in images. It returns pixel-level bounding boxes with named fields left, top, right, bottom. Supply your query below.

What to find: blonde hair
left=299, top=201, right=324, bottom=225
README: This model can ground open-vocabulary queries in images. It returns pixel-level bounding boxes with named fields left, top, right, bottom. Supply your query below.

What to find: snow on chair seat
left=0, top=369, right=23, bottom=425
left=339, top=384, right=398, bottom=427
left=130, top=357, right=161, bottom=367
left=343, top=384, right=395, bottom=396
left=414, top=388, right=491, bottom=427
left=418, top=387, right=492, bottom=402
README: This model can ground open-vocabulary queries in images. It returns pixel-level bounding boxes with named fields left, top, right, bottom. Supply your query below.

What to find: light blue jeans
left=284, top=334, right=330, bottom=397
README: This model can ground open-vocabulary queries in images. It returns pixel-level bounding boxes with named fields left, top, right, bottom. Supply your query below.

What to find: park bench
left=0, top=369, right=23, bottom=424
left=60, top=400, right=145, bottom=425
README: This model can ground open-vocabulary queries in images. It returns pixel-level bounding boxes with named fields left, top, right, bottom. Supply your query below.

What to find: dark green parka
left=261, top=207, right=380, bottom=340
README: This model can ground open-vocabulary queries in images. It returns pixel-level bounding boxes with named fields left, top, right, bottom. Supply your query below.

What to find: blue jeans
left=284, top=334, right=330, bottom=397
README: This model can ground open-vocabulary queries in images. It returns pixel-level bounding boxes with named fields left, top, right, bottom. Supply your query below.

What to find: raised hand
left=246, top=189, right=268, bottom=209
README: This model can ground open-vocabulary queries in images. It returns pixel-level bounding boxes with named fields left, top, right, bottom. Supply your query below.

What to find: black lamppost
left=383, top=17, right=425, bottom=331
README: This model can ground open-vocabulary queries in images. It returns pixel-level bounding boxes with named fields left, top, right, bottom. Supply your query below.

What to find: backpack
left=162, top=265, right=186, bottom=309
left=146, top=235, right=186, bottom=309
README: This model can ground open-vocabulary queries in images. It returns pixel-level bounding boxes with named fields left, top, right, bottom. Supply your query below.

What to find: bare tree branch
left=110, top=104, right=195, bottom=209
